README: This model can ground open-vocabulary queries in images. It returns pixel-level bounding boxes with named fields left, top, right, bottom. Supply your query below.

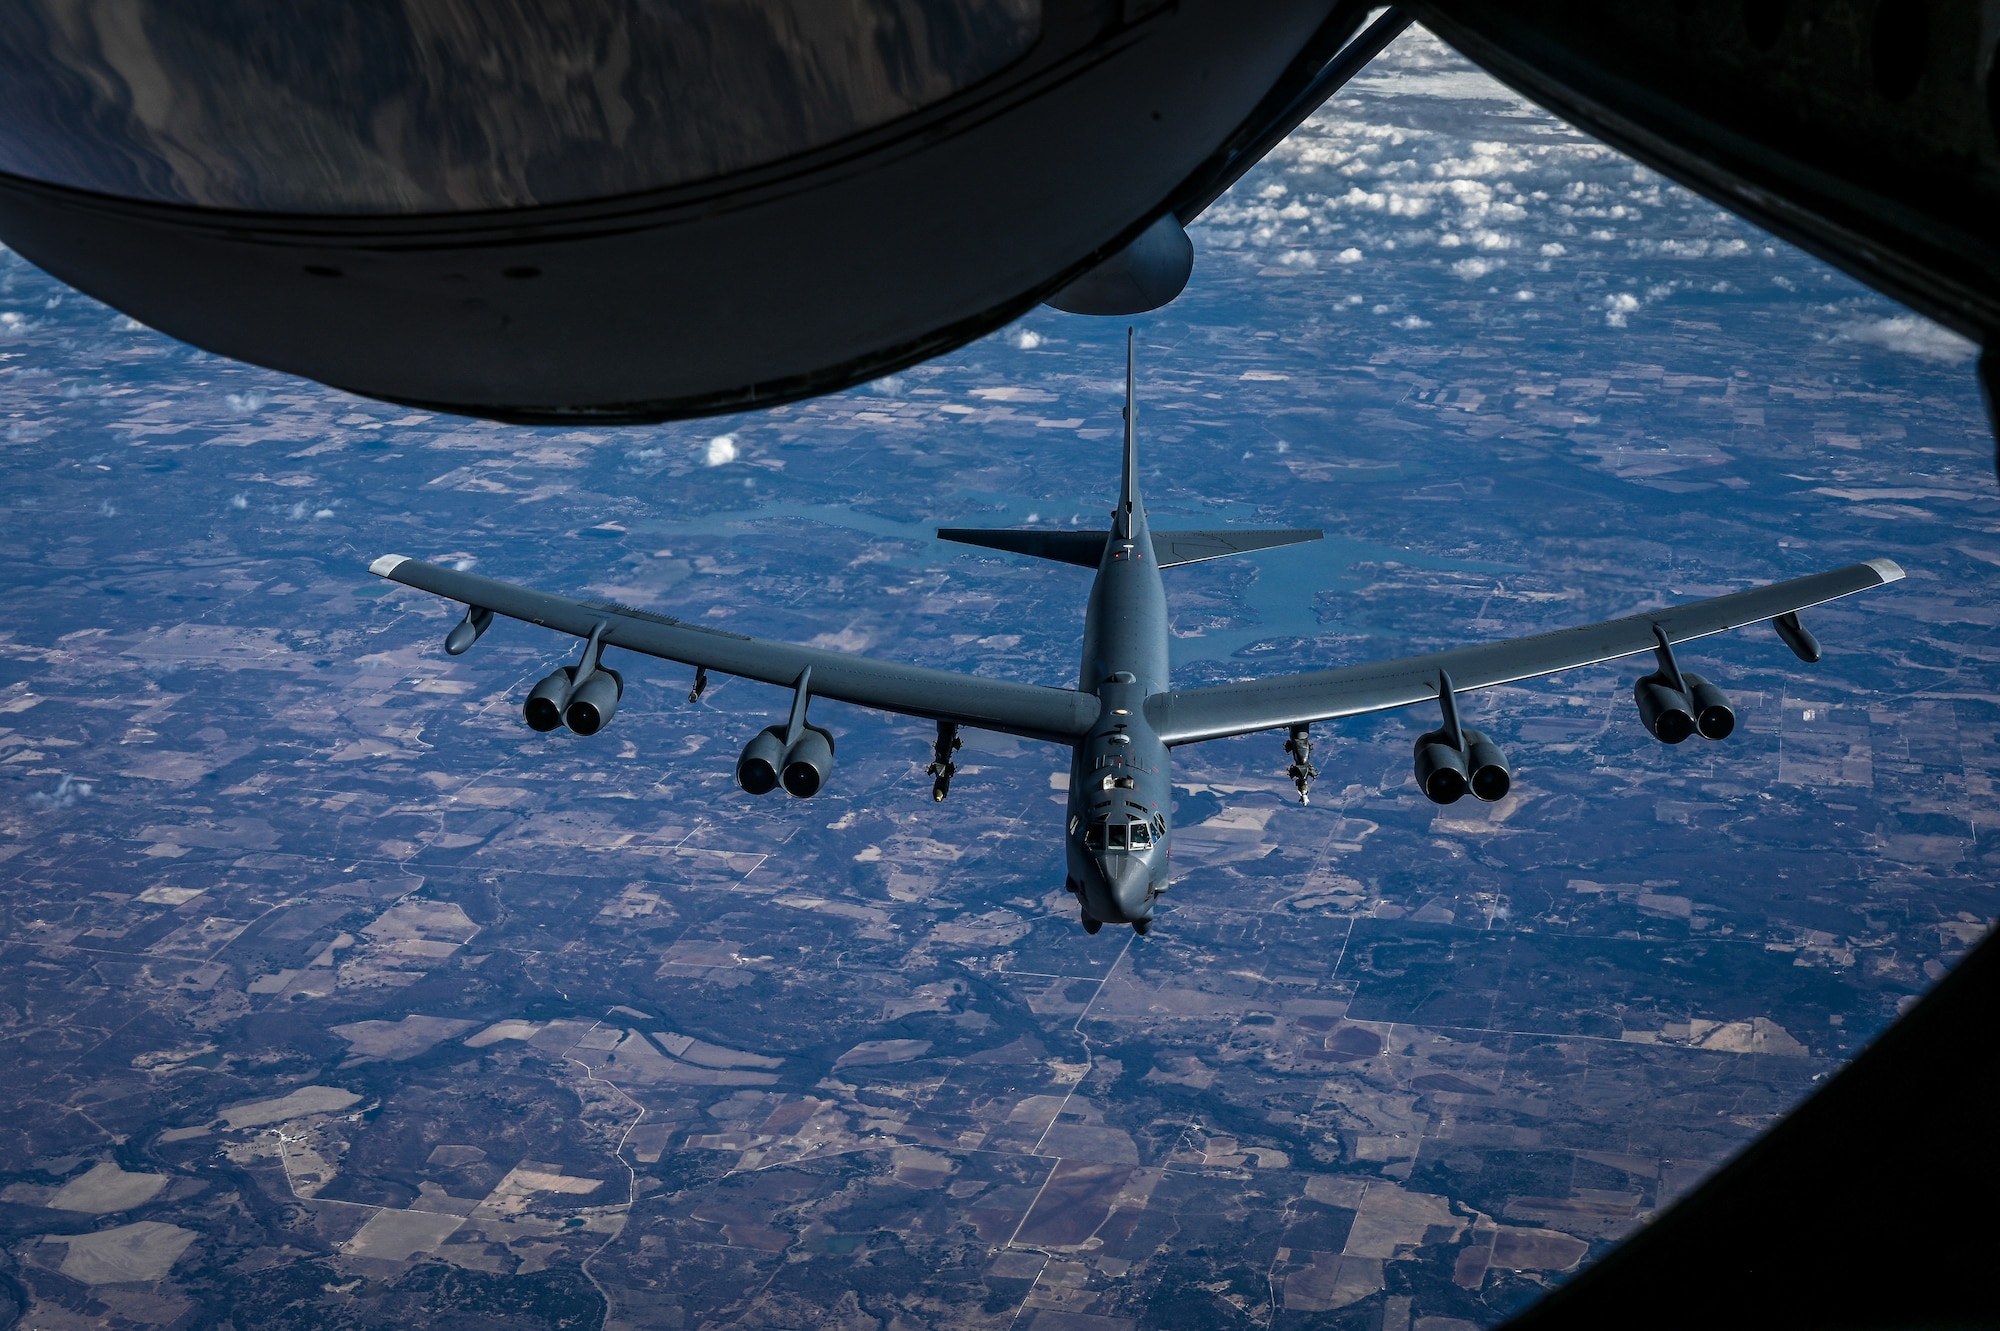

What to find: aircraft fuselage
left=1065, top=505, right=1173, bottom=929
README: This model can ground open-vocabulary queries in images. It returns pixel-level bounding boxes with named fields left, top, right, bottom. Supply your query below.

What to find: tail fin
left=1116, top=327, right=1139, bottom=538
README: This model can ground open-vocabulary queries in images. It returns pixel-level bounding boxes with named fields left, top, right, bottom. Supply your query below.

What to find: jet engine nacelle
left=1684, top=673, right=1735, bottom=740
left=1414, top=730, right=1470, bottom=805
left=1636, top=672, right=1734, bottom=743
left=524, top=667, right=575, bottom=733
left=737, top=726, right=786, bottom=795
left=781, top=724, right=836, bottom=799
left=564, top=668, right=622, bottom=736
left=737, top=724, right=837, bottom=798
left=1464, top=730, right=1512, bottom=803
left=1634, top=675, right=1696, bottom=744
left=1415, top=727, right=1511, bottom=805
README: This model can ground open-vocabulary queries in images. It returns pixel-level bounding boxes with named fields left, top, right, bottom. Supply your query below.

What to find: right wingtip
left=1865, top=557, right=1906, bottom=583
left=369, top=554, right=409, bottom=578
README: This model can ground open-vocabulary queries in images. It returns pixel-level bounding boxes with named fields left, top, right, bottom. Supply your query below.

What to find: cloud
left=705, top=434, right=739, bottom=466
left=313, top=508, right=335, bottom=520
left=30, top=775, right=92, bottom=810
left=229, top=493, right=248, bottom=509
left=1396, top=315, right=1432, bottom=329
left=1450, top=257, right=1501, bottom=280
left=225, top=390, right=267, bottom=414
left=1334, top=247, right=1364, bottom=264
left=1835, top=315, right=1977, bottom=364
left=1604, top=292, right=1641, bottom=327
left=1012, top=328, right=1043, bottom=350
left=1539, top=242, right=1566, bottom=257
left=0, top=311, right=30, bottom=335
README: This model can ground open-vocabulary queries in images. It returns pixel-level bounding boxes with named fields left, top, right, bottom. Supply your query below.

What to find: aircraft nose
left=1097, top=855, right=1154, bottom=920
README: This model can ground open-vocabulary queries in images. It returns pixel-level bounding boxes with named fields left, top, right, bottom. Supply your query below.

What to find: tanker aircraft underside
left=370, top=333, right=1903, bottom=934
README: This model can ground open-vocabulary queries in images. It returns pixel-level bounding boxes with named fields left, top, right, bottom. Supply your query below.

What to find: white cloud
left=229, top=493, right=248, bottom=509
left=1604, top=292, right=1641, bottom=327
left=1335, top=247, right=1364, bottom=264
left=1836, top=315, right=1977, bottom=364
left=225, top=390, right=268, bottom=414
left=29, top=774, right=92, bottom=810
left=0, top=311, right=30, bottom=335
left=1012, top=328, right=1043, bottom=350
left=705, top=434, right=739, bottom=466
left=313, top=508, right=335, bottom=520
left=1451, top=257, right=1501, bottom=280
left=1396, top=315, right=1432, bottom=329
left=1539, top=242, right=1566, bottom=257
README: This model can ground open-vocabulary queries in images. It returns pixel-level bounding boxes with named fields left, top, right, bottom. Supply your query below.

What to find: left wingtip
left=369, top=554, right=409, bottom=578
left=1865, top=557, right=1906, bottom=583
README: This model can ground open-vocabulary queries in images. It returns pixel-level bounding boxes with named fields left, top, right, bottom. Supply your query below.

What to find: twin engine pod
left=737, top=724, right=836, bottom=798
left=1634, top=671, right=1734, bottom=744
left=524, top=665, right=624, bottom=736
left=1414, top=726, right=1512, bottom=805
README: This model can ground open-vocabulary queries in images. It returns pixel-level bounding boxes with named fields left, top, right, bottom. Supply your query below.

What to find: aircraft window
left=1107, top=822, right=1127, bottom=851
left=1112, top=776, right=1136, bottom=789
left=1129, top=822, right=1151, bottom=849
left=1153, top=814, right=1166, bottom=836
left=1084, top=821, right=1105, bottom=851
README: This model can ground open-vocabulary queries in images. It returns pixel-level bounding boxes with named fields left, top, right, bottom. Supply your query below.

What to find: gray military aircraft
left=369, top=332, right=1902, bottom=935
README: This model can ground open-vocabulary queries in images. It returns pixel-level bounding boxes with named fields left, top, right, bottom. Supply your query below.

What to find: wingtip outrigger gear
left=1772, top=610, right=1822, bottom=664
left=927, top=720, right=962, bottom=801
left=1285, top=723, right=1317, bottom=804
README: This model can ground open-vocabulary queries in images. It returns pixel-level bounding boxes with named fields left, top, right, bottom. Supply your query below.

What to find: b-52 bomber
left=370, top=333, right=1903, bottom=935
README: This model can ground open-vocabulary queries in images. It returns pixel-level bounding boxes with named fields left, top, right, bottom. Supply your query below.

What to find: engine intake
left=564, top=668, right=622, bottom=735
left=1464, top=730, right=1512, bottom=803
left=1414, top=730, right=1469, bottom=805
left=737, top=726, right=786, bottom=795
left=1684, top=673, right=1735, bottom=740
left=524, top=667, right=575, bottom=732
left=781, top=724, right=836, bottom=798
left=1635, top=675, right=1696, bottom=744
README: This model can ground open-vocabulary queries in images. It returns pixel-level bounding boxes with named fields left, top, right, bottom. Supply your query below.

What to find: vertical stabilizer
left=1115, top=327, right=1140, bottom=538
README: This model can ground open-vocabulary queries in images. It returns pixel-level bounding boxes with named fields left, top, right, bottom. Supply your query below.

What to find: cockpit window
left=1106, top=822, right=1128, bottom=851
left=1084, top=820, right=1105, bottom=851
left=1129, top=821, right=1152, bottom=849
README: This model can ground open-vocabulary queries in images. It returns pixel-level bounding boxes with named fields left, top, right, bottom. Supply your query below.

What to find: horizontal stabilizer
left=937, top=528, right=1106, bottom=568
left=1151, top=528, right=1322, bottom=567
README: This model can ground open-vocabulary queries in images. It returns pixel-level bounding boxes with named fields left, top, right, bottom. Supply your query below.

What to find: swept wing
left=369, top=556, right=1099, bottom=744
left=1148, top=560, right=1904, bottom=746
